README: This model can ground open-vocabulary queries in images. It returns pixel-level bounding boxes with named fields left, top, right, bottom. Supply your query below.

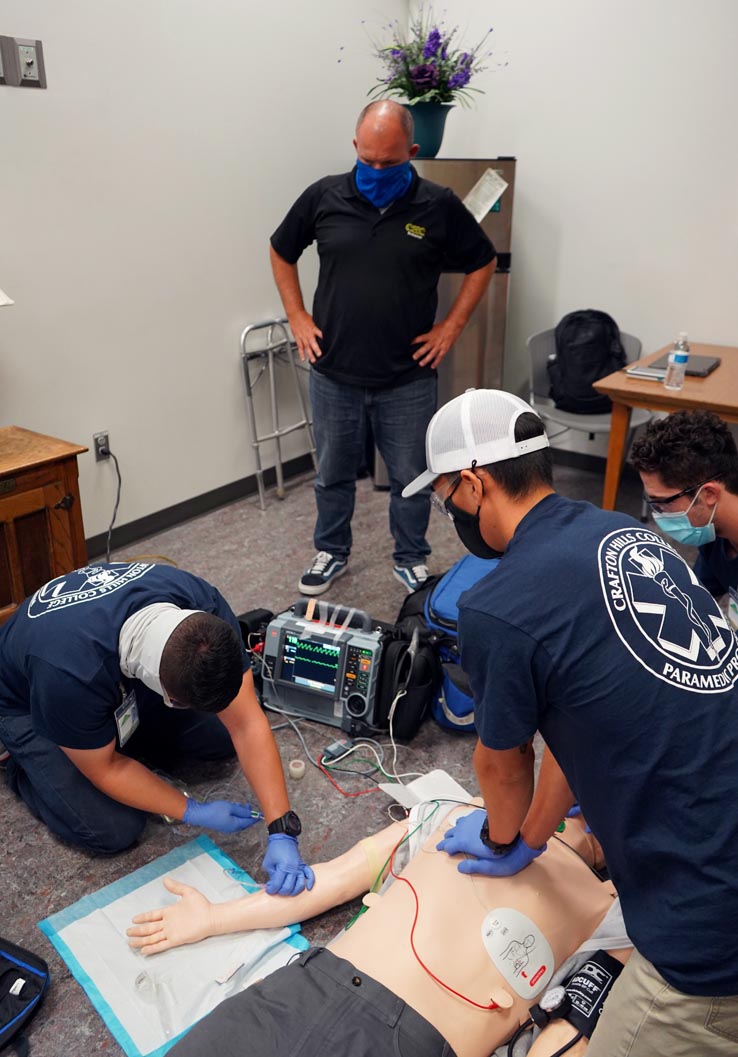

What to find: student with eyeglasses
left=631, top=410, right=738, bottom=599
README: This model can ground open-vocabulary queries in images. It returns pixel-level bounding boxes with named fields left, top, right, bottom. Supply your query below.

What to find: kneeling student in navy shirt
left=403, top=388, right=738, bottom=1057
left=0, top=562, right=314, bottom=897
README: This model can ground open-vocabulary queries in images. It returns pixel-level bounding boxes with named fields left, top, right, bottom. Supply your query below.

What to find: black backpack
left=547, top=309, right=626, bottom=414
left=0, top=937, right=50, bottom=1056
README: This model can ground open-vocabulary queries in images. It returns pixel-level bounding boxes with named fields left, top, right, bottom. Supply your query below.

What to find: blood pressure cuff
left=564, top=949, right=624, bottom=1038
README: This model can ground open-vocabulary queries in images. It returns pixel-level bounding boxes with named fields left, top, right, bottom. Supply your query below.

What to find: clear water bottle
left=663, top=332, right=690, bottom=391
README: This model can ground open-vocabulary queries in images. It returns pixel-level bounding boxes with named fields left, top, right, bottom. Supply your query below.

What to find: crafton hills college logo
left=28, top=562, right=154, bottom=619
left=598, top=527, right=738, bottom=693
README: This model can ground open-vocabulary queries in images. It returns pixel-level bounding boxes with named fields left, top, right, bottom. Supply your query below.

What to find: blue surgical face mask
left=354, top=160, right=412, bottom=208
left=653, top=487, right=718, bottom=547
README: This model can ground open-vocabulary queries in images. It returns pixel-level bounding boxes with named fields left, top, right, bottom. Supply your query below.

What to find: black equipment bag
left=372, top=623, right=442, bottom=740
left=547, top=309, right=626, bottom=414
left=0, top=937, right=50, bottom=1056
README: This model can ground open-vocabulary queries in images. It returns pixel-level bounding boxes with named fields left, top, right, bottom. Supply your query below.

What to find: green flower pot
left=403, top=102, right=454, bottom=159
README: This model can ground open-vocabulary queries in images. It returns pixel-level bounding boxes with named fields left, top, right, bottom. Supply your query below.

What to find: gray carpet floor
left=2, top=459, right=665, bottom=1056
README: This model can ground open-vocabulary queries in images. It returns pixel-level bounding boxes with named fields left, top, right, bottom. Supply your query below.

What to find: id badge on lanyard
left=115, top=685, right=140, bottom=748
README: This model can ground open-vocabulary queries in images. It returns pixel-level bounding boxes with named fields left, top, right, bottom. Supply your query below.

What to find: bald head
left=353, top=101, right=418, bottom=169
left=356, top=100, right=415, bottom=147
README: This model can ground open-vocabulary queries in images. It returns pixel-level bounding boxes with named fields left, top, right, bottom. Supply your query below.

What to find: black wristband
left=267, top=810, right=302, bottom=838
left=479, top=817, right=520, bottom=855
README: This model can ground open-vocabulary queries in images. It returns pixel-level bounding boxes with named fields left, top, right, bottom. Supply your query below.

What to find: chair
left=527, top=326, right=652, bottom=447
left=527, top=327, right=652, bottom=517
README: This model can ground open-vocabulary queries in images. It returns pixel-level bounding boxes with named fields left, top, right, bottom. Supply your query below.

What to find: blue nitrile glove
left=262, top=834, right=316, bottom=897
left=436, top=808, right=545, bottom=878
left=182, top=798, right=262, bottom=834
left=566, top=802, right=591, bottom=833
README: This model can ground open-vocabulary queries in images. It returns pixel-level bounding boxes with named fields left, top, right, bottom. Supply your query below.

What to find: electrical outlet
left=93, top=432, right=110, bottom=461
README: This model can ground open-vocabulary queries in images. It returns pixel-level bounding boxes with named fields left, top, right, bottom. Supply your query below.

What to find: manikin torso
left=330, top=808, right=616, bottom=1057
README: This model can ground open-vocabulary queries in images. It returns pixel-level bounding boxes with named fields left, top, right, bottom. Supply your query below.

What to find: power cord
left=97, top=441, right=122, bottom=562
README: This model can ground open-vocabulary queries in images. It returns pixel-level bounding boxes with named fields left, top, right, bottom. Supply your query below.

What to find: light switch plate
left=15, top=37, right=46, bottom=88
left=0, top=36, right=19, bottom=86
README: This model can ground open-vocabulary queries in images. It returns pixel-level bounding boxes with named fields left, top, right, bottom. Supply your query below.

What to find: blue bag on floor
left=397, top=554, right=500, bottom=732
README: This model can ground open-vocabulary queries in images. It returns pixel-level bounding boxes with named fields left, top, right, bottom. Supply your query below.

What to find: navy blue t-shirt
left=0, top=562, right=249, bottom=750
left=695, top=536, right=738, bottom=597
left=459, top=494, right=738, bottom=996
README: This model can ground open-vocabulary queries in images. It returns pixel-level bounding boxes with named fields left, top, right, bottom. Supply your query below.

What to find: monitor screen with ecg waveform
left=279, top=631, right=341, bottom=694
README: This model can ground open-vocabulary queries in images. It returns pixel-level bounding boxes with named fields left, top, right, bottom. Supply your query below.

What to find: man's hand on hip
left=289, top=311, right=324, bottom=364
left=411, top=317, right=463, bottom=368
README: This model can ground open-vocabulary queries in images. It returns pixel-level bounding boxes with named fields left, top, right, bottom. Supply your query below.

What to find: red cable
left=389, top=839, right=499, bottom=1011
left=317, top=759, right=380, bottom=797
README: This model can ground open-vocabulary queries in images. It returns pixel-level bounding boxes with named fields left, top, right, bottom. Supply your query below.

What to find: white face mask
left=118, top=604, right=202, bottom=705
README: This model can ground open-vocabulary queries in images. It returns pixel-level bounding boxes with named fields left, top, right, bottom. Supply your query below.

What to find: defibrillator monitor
left=261, top=604, right=384, bottom=732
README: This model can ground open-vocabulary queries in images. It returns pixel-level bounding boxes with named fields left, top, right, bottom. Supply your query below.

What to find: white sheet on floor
left=39, top=835, right=308, bottom=1057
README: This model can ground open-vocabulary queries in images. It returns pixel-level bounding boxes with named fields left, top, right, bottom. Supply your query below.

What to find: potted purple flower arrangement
left=369, top=8, right=492, bottom=157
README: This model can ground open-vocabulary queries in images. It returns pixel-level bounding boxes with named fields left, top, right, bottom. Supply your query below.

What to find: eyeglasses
left=643, top=474, right=722, bottom=514
left=430, top=474, right=462, bottom=521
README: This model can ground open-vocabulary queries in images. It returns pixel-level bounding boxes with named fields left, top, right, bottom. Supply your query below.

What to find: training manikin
left=128, top=804, right=631, bottom=1057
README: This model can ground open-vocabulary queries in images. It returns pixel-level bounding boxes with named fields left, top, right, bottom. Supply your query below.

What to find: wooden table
left=593, top=342, right=738, bottom=510
left=0, top=426, right=88, bottom=624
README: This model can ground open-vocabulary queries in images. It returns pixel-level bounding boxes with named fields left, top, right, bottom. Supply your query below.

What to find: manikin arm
left=127, top=821, right=406, bottom=956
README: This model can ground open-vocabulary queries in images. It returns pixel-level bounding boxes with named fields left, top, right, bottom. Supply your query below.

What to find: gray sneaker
left=299, top=552, right=348, bottom=596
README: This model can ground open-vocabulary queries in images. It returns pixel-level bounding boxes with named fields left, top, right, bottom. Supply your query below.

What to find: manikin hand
left=436, top=808, right=546, bottom=877
left=182, top=798, right=262, bottom=834
left=411, top=317, right=464, bottom=368
left=127, top=877, right=215, bottom=955
left=263, top=834, right=316, bottom=897
left=289, top=310, right=323, bottom=363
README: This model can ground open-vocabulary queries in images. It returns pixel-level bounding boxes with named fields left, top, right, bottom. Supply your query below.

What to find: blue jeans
left=0, top=695, right=235, bottom=855
left=310, top=371, right=437, bottom=566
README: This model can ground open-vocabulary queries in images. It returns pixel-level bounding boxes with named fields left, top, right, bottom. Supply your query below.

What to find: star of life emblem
left=598, top=527, right=738, bottom=693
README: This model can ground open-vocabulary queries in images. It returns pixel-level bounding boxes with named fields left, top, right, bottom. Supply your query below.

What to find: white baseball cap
left=402, top=389, right=549, bottom=497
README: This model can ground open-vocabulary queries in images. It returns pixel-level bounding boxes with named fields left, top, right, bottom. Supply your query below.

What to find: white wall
left=0, top=0, right=404, bottom=535
left=437, top=0, right=738, bottom=454
left=2, top=1, right=737, bottom=531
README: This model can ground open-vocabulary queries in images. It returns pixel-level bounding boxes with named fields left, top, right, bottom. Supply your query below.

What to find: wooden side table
left=0, top=427, right=88, bottom=624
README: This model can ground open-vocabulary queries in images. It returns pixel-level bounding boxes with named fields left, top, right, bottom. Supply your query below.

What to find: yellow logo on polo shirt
left=405, top=223, right=426, bottom=240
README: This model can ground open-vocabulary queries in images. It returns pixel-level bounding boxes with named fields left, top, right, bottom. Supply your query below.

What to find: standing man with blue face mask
left=270, top=100, right=496, bottom=597
left=631, top=410, right=738, bottom=599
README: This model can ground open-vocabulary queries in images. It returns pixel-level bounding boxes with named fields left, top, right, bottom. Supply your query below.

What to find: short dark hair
left=159, top=613, right=243, bottom=713
left=630, top=411, right=738, bottom=494
left=481, top=412, right=553, bottom=498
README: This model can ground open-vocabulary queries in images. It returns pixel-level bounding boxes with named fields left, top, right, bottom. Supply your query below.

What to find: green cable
left=343, top=801, right=441, bottom=930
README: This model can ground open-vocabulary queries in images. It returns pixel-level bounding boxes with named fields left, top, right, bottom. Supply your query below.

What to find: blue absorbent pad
left=38, top=835, right=308, bottom=1057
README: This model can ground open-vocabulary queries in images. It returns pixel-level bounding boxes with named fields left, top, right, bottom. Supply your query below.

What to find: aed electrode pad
left=481, top=908, right=554, bottom=999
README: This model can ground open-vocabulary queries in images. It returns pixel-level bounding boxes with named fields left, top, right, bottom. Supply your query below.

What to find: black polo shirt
left=270, top=167, right=496, bottom=388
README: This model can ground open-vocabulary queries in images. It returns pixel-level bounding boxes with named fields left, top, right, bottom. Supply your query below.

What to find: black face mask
left=446, top=496, right=504, bottom=560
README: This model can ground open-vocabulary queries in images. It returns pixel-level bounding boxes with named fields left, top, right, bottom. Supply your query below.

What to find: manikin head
left=403, top=389, right=554, bottom=558
left=631, top=410, right=738, bottom=547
